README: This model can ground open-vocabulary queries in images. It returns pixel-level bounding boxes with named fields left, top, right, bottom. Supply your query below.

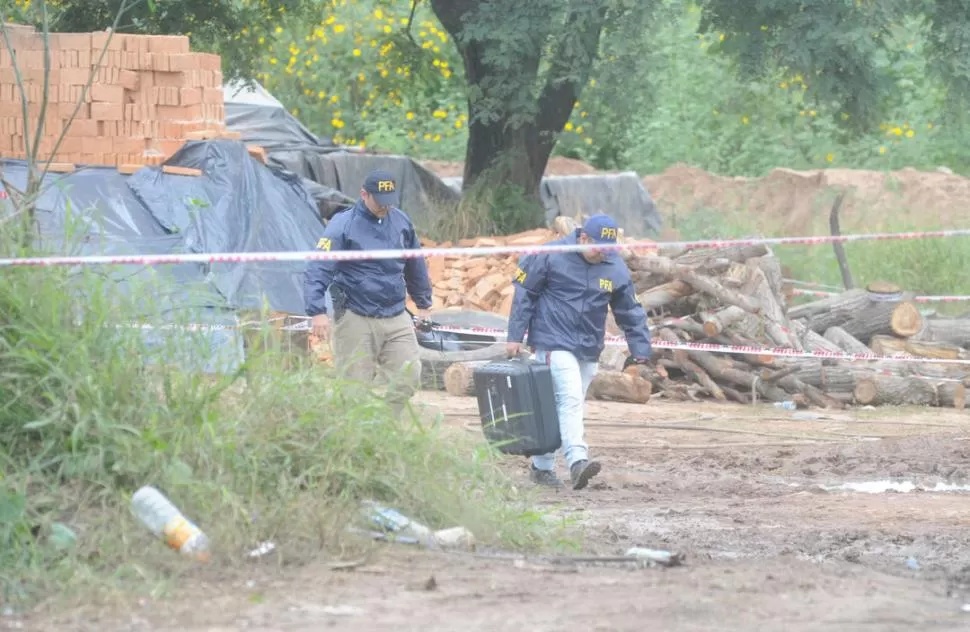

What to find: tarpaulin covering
left=221, top=80, right=663, bottom=236
left=266, top=150, right=460, bottom=227
left=0, top=139, right=330, bottom=372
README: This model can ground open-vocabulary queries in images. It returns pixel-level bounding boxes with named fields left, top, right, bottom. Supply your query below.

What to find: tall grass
left=0, top=207, right=558, bottom=611
left=669, top=204, right=970, bottom=313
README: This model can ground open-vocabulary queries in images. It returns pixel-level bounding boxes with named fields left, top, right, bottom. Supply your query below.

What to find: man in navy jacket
left=507, top=214, right=652, bottom=490
left=303, top=169, right=433, bottom=415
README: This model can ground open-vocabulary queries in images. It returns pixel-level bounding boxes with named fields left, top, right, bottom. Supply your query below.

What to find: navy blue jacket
left=507, top=231, right=652, bottom=362
left=303, top=200, right=433, bottom=318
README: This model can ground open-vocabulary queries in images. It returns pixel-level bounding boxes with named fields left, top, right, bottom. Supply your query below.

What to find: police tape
left=2, top=226, right=970, bottom=268
left=420, top=323, right=970, bottom=366
left=791, top=288, right=970, bottom=303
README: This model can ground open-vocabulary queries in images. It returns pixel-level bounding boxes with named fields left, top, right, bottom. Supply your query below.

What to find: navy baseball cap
left=362, top=169, right=400, bottom=207
left=582, top=214, right=620, bottom=243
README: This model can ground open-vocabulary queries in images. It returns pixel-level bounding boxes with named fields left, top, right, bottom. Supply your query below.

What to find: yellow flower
left=330, top=95, right=339, bottom=104
left=575, top=125, right=584, bottom=134
left=455, top=119, right=463, bottom=129
left=331, top=118, right=345, bottom=129
left=353, top=48, right=361, bottom=56
left=374, top=8, right=383, bottom=19
left=892, top=127, right=903, bottom=136
left=741, top=116, right=749, bottom=125
left=423, top=132, right=432, bottom=140
left=585, top=138, right=592, bottom=145
left=406, top=112, right=415, bottom=120
left=580, top=111, right=587, bottom=118
left=317, top=91, right=326, bottom=99
left=905, top=129, right=915, bottom=138
left=269, top=57, right=278, bottom=65
left=334, top=24, right=345, bottom=33
left=826, top=152, right=834, bottom=162
left=275, top=26, right=283, bottom=34
left=433, top=134, right=441, bottom=142
left=442, top=69, right=452, bottom=78
left=358, top=73, right=366, bottom=82
left=564, top=122, right=574, bottom=131
left=258, top=36, right=265, bottom=44
left=432, top=110, right=447, bottom=119
left=384, top=25, right=392, bottom=33
left=878, top=146, right=887, bottom=154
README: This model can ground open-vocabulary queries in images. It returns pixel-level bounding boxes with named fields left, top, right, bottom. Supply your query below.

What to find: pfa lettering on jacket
left=598, top=278, right=613, bottom=292
left=316, top=237, right=332, bottom=251
left=514, top=267, right=527, bottom=284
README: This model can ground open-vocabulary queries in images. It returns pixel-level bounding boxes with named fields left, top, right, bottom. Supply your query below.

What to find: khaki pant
left=331, top=309, right=422, bottom=415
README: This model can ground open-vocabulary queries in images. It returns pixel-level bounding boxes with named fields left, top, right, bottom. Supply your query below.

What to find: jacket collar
left=353, top=198, right=387, bottom=222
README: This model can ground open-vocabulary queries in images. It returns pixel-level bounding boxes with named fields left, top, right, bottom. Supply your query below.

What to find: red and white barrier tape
left=791, top=288, right=970, bottom=303
left=423, top=323, right=970, bottom=367
left=2, top=227, right=970, bottom=268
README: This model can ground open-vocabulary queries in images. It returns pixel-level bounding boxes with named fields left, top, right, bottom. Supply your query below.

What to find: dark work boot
left=529, top=465, right=564, bottom=488
left=569, top=459, right=602, bottom=490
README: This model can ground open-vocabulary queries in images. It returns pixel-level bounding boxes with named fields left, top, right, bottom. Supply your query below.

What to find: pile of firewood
left=596, top=241, right=970, bottom=409
left=433, top=226, right=970, bottom=409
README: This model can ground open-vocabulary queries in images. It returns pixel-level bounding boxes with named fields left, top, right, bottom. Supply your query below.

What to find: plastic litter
left=131, top=486, right=210, bottom=562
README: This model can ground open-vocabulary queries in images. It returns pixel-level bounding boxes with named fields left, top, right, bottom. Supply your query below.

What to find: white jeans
left=532, top=349, right=599, bottom=471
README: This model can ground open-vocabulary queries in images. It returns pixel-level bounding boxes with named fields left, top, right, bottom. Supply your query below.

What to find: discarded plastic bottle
left=773, top=401, right=797, bottom=411
left=131, top=486, right=211, bottom=562
left=361, top=500, right=433, bottom=543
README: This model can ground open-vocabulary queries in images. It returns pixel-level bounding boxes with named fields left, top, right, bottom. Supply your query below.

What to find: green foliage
left=0, top=203, right=558, bottom=608
left=27, top=0, right=320, bottom=82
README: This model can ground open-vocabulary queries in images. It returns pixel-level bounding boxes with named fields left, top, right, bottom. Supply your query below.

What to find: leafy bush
left=0, top=210, right=555, bottom=609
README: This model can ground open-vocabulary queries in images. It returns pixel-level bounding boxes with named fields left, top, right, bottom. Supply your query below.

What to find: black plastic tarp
left=0, top=139, right=326, bottom=317
left=266, top=150, right=460, bottom=228
left=224, top=79, right=328, bottom=152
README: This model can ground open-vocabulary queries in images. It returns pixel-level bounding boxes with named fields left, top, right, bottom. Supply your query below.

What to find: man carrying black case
left=506, top=214, right=653, bottom=490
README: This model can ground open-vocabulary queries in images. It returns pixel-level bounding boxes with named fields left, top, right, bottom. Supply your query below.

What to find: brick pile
left=0, top=23, right=233, bottom=170
left=408, top=229, right=558, bottom=315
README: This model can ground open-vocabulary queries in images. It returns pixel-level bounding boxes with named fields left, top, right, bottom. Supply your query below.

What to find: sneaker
left=529, top=465, right=564, bottom=488
left=569, top=459, right=601, bottom=490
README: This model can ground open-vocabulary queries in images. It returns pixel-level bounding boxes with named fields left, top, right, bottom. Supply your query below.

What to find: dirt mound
left=643, top=163, right=970, bottom=236
left=421, top=156, right=601, bottom=179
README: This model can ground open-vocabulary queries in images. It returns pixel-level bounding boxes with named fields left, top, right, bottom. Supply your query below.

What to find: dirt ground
left=421, top=158, right=970, bottom=236
left=24, top=393, right=970, bottom=632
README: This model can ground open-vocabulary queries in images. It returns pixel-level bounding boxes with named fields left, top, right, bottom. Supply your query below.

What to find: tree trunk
left=430, top=0, right=607, bottom=232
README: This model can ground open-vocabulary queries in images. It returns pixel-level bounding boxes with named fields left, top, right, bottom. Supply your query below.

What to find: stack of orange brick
left=0, top=23, right=230, bottom=168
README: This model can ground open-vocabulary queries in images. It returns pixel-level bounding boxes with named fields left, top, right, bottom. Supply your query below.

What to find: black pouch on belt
left=330, top=284, right=348, bottom=323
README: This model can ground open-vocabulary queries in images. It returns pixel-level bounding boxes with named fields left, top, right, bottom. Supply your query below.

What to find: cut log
left=839, top=295, right=923, bottom=343
left=687, top=350, right=791, bottom=402
left=793, top=288, right=872, bottom=332
left=870, top=335, right=970, bottom=360
left=790, top=363, right=862, bottom=393
left=793, top=321, right=844, bottom=354
left=938, top=382, right=968, bottom=410
left=443, top=361, right=490, bottom=397
left=914, top=318, right=970, bottom=348
left=587, top=370, right=653, bottom=404
left=635, top=256, right=763, bottom=315
left=853, top=375, right=966, bottom=408
left=823, top=326, right=872, bottom=355
left=670, top=243, right=769, bottom=267
left=702, top=305, right=748, bottom=337
left=636, top=280, right=695, bottom=311
left=418, top=343, right=508, bottom=390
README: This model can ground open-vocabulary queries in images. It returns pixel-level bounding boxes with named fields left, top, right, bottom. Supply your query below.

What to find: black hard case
left=472, top=359, right=561, bottom=456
